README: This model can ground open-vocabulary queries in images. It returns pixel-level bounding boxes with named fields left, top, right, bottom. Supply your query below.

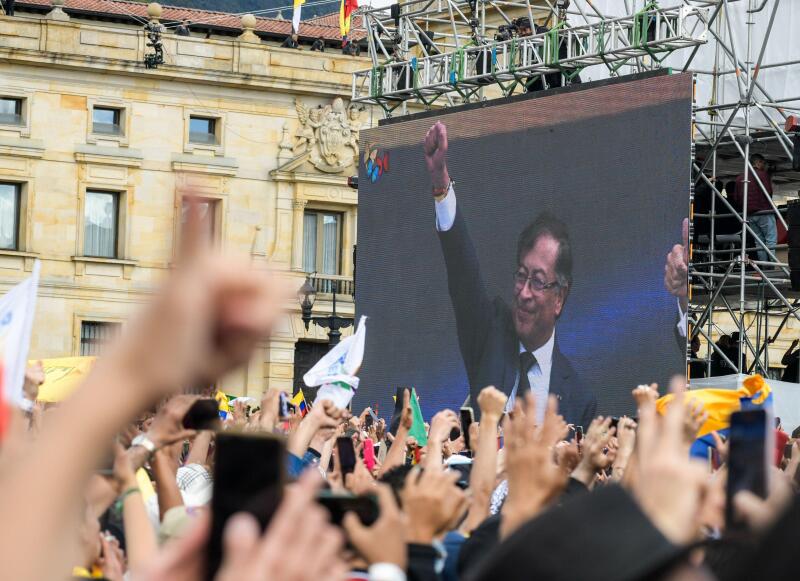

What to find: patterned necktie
left=518, top=351, right=537, bottom=395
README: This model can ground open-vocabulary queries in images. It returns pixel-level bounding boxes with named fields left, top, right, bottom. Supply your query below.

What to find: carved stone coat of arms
left=294, top=97, right=365, bottom=173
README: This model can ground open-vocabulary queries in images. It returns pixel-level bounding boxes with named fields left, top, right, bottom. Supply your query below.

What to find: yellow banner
left=34, top=356, right=97, bottom=402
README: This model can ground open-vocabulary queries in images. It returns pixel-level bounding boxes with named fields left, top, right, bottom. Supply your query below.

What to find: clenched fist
left=477, top=385, right=507, bottom=421
left=424, top=121, right=450, bottom=191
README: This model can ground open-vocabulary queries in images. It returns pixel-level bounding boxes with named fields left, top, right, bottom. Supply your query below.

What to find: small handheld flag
left=290, top=389, right=308, bottom=417
left=304, top=315, right=367, bottom=409
left=0, top=261, right=40, bottom=439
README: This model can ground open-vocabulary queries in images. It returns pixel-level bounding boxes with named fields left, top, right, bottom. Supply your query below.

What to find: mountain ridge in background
left=149, top=0, right=338, bottom=20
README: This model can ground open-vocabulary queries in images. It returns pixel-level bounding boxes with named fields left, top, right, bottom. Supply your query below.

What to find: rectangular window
left=0, top=183, right=20, bottom=250
left=302, top=211, right=342, bottom=275
left=0, top=97, right=23, bottom=126
left=92, top=106, right=122, bottom=135
left=80, top=321, right=121, bottom=356
left=84, top=190, right=119, bottom=258
left=189, top=116, right=218, bottom=144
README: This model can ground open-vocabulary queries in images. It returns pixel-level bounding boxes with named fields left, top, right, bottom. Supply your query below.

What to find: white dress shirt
left=677, top=298, right=688, bottom=338
left=435, top=186, right=554, bottom=424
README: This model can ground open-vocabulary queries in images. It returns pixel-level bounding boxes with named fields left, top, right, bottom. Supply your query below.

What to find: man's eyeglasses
left=513, top=270, right=560, bottom=292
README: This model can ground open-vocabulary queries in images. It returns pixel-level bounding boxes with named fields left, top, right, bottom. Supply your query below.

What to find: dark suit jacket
left=438, top=209, right=597, bottom=429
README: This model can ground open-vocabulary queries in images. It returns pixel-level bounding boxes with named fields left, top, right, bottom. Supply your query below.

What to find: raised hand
left=682, top=397, right=708, bottom=448
left=288, top=400, right=344, bottom=459
left=343, top=484, right=407, bottom=568
left=477, top=385, right=508, bottom=422
left=734, top=468, right=793, bottom=533
left=632, top=383, right=659, bottom=411
left=23, top=361, right=46, bottom=401
left=571, top=416, right=615, bottom=487
left=429, top=409, right=459, bottom=444
left=500, top=394, right=568, bottom=539
left=402, top=466, right=468, bottom=543
left=98, top=533, right=126, bottom=581
left=106, top=196, right=289, bottom=406
left=423, top=121, right=450, bottom=191
left=631, top=378, right=707, bottom=545
left=612, top=416, right=637, bottom=481
left=146, top=395, right=199, bottom=449
left=665, top=218, right=689, bottom=309
left=344, top=454, right=376, bottom=495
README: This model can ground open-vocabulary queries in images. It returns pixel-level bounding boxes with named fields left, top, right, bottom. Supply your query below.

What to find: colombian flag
left=339, top=0, right=358, bottom=37
left=291, top=388, right=308, bottom=417
left=657, top=375, right=773, bottom=459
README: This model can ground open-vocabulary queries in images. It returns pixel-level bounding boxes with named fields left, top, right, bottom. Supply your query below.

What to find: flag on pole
left=304, top=315, right=367, bottom=409
left=409, top=388, right=428, bottom=446
left=0, top=261, right=41, bottom=438
left=290, top=388, right=308, bottom=416
left=292, top=0, right=305, bottom=34
left=339, top=0, right=358, bottom=37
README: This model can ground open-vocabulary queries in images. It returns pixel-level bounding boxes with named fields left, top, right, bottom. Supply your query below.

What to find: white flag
left=292, top=0, right=305, bottom=34
left=305, top=315, right=367, bottom=409
left=0, top=260, right=40, bottom=407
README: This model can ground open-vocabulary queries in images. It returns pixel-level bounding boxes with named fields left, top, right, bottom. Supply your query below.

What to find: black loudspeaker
left=391, top=3, right=400, bottom=26
left=788, top=200, right=800, bottom=290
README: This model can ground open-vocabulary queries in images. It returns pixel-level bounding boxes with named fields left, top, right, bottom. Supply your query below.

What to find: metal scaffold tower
left=351, top=0, right=800, bottom=380
left=352, top=0, right=716, bottom=113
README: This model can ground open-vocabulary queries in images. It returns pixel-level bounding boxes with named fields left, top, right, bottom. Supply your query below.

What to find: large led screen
left=355, top=72, right=691, bottom=424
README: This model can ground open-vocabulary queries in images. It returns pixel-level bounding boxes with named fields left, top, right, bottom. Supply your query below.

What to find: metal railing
left=311, top=274, right=354, bottom=296
left=353, top=2, right=711, bottom=111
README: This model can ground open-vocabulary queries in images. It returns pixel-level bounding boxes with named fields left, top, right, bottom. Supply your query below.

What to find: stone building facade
left=0, top=1, right=368, bottom=395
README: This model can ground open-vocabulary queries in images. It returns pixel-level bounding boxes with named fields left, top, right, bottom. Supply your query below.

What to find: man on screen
left=423, top=121, right=597, bottom=428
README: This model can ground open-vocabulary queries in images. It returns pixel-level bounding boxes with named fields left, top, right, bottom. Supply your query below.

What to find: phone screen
left=364, top=413, right=374, bottom=428
left=575, top=426, right=584, bottom=445
left=460, top=408, right=474, bottom=450
left=389, top=387, right=408, bottom=436
left=183, top=399, right=221, bottom=431
left=363, top=438, right=376, bottom=472
left=207, top=433, right=285, bottom=580
left=337, top=436, right=357, bottom=475
left=278, top=392, right=290, bottom=419
left=726, top=409, right=770, bottom=528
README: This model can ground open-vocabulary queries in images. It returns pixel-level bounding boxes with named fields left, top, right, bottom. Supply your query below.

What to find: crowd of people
left=2, top=202, right=800, bottom=581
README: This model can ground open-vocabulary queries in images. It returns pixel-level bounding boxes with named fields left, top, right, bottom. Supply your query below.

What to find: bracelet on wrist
left=115, top=486, right=141, bottom=511
left=432, top=180, right=453, bottom=201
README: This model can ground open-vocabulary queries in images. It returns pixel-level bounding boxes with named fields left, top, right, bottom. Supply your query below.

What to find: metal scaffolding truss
left=686, top=0, right=800, bottom=380
left=352, top=0, right=717, bottom=113
left=351, top=0, right=800, bottom=379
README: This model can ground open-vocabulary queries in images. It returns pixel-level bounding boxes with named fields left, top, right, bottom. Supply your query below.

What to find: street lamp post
left=298, top=275, right=354, bottom=348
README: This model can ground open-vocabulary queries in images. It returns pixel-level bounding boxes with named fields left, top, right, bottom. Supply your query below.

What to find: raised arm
left=424, top=122, right=494, bottom=378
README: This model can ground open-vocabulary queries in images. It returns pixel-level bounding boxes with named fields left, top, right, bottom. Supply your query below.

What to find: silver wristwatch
left=131, top=434, right=157, bottom=457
